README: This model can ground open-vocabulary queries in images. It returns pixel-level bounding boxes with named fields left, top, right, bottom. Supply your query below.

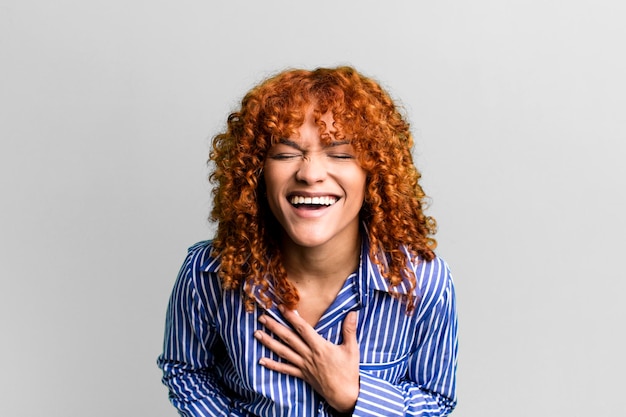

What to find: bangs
left=245, top=65, right=407, bottom=163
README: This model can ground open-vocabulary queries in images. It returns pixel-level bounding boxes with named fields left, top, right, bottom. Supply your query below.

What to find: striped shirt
left=157, top=238, right=458, bottom=417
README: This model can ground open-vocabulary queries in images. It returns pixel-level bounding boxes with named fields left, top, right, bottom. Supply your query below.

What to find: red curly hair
left=209, top=66, right=436, bottom=313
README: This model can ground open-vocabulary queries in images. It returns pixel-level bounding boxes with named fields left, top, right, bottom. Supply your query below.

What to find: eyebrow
left=277, top=138, right=351, bottom=150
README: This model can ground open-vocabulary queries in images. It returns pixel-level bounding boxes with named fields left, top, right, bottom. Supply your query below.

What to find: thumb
left=342, top=311, right=358, bottom=348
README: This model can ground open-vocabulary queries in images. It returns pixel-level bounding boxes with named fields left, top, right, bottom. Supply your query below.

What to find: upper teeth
left=290, top=196, right=337, bottom=205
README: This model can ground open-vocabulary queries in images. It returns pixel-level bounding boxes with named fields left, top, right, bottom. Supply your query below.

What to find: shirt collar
left=200, top=228, right=414, bottom=298
left=359, top=231, right=413, bottom=297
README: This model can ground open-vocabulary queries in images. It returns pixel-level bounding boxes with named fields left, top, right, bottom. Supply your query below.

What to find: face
left=263, top=108, right=367, bottom=251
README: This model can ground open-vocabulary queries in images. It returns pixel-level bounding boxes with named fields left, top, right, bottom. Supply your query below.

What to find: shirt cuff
left=352, top=371, right=405, bottom=416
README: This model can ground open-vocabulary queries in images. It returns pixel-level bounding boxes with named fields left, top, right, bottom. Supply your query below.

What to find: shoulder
left=410, top=254, right=456, bottom=313
left=412, top=255, right=453, bottom=286
left=177, top=240, right=225, bottom=313
left=183, top=240, right=221, bottom=274
left=177, top=240, right=222, bottom=293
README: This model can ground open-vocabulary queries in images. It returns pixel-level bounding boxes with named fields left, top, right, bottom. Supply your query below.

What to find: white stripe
left=157, top=240, right=458, bottom=416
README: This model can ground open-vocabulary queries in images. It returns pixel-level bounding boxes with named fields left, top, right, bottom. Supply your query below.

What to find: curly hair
left=209, top=66, right=437, bottom=313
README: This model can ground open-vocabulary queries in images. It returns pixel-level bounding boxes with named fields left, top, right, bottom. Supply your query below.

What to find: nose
left=295, top=153, right=327, bottom=184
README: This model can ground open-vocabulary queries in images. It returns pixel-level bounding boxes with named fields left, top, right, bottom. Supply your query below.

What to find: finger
left=258, top=315, right=308, bottom=354
left=254, top=329, right=304, bottom=365
left=258, top=356, right=304, bottom=379
left=279, top=306, right=321, bottom=346
left=341, top=311, right=358, bottom=351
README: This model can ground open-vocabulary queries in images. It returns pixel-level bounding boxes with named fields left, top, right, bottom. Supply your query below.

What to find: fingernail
left=258, top=315, right=266, bottom=324
left=258, top=358, right=266, bottom=366
left=254, top=330, right=262, bottom=340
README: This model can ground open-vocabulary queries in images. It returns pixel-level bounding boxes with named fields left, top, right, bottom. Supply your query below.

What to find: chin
left=285, top=233, right=330, bottom=249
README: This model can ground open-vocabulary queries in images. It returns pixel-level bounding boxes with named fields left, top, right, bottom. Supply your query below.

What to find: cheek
left=354, top=171, right=367, bottom=201
left=263, top=169, right=284, bottom=213
left=263, top=166, right=277, bottom=194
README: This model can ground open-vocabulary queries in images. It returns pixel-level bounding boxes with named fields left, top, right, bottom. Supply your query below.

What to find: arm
left=157, top=247, right=232, bottom=417
left=354, top=263, right=458, bottom=417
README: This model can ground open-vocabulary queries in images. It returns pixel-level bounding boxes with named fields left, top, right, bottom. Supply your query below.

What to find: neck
left=280, top=234, right=361, bottom=287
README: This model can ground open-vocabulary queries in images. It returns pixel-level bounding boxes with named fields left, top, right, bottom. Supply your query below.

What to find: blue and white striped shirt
left=157, top=239, right=458, bottom=417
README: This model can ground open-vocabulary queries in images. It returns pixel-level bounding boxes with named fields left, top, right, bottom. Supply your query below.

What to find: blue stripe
left=157, top=239, right=458, bottom=416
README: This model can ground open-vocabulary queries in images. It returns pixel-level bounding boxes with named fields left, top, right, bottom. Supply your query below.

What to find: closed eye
left=327, top=153, right=356, bottom=160
left=269, top=153, right=303, bottom=160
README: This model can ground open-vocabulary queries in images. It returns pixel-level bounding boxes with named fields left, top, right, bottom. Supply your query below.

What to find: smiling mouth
left=289, top=195, right=338, bottom=208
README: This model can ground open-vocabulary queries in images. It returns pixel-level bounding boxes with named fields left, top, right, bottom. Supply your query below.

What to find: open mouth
left=289, top=195, right=338, bottom=209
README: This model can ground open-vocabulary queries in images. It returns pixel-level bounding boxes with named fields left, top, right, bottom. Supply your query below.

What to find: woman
left=157, top=66, right=458, bottom=416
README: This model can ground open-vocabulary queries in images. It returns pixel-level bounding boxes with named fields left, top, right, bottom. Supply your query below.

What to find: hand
left=254, top=308, right=360, bottom=413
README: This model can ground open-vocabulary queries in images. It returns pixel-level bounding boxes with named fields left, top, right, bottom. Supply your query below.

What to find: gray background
left=1, top=1, right=624, bottom=416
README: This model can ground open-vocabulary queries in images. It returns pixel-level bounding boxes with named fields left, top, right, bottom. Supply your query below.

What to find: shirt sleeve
left=156, top=246, right=232, bottom=417
left=354, top=261, right=458, bottom=417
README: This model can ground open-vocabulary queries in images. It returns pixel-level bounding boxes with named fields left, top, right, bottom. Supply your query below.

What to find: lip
left=286, top=192, right=340, bottom=199
left=285, top=191, right=340, bottom=218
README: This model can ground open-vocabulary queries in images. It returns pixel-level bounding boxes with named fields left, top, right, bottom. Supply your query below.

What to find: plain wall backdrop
left=1, top=1, right=624, bottom=416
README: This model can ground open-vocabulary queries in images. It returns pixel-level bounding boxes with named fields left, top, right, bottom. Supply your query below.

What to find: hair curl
left=209, top=66, right=436, bottom=313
